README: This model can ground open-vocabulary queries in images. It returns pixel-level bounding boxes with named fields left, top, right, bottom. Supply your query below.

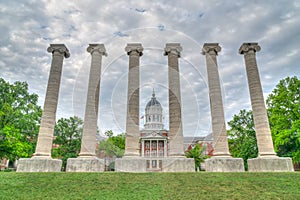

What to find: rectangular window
left=159, top=142, right=163, bottom=149
left=152, top=150, right=157, bottom=157
left=145, top=150, right=150, bottom=157
left=145, top=142, right=150, bottom=149
left=159, top=150, right=163, bottom=157
left=152, top=141, right=156, bottom=149
left=152, top=160, right=157, bottom=168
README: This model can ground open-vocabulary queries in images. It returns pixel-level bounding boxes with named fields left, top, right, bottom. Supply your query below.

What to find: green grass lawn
left=0, top=172, right=299, bottom=200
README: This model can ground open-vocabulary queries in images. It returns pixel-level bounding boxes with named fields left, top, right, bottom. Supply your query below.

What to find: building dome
left=146, top=91, right=162, bottom=108
left=144, top=89, right=164, bottom=130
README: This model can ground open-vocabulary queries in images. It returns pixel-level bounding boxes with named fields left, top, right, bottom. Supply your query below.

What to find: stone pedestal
left=162, top=158, right=194, bottom=172
left=205, top=157, right=245, bottom=172
left=17, top=158, right=62, bottom=172
left=248, top=157, right=294, bottom=172
left=115, top=157, right=194, bottom=172
left=66, top=157, right=105, bottom=172
left=115, top=157, right=147, bottom=172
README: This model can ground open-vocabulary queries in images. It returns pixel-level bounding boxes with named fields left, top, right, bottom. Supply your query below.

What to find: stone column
left=239, top=42, right=293, bottom=171
left=79, top=44, right=107, bottom=157
left=142, top=140, right=145, bottom=157
left=239, top=43, right=277, bottom=157
left=202, top=43, right=230, bottom=157
left=124, top=43, right=143, bottom=156
left=17, top=44, right=69, bottom=172
left=164, top=140, right=167, bottom=157
left=66, top=44, right=106, bottom=172
left=150, top=140, right=152, bottom=157
left=34, top=44, right=70, bottom=157
left=202, top=43, right=244, bottom=172
left=164, top=43, right=185, bottom=157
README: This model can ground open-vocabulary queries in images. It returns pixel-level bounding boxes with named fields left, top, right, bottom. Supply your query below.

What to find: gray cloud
left=0, top=0, right=299, bottom=137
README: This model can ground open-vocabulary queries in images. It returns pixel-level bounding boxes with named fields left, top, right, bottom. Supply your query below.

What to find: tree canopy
left=227, top=109, right=258, bottom=170
left=0, top=78, right=42, bottom=161
left=98, top=130, right=125, bottom=158
left=52, top=116, right=83, bottom=171
left=227, top=76, right=300, bottom=168
left=267, top=76, right=300, bottom=163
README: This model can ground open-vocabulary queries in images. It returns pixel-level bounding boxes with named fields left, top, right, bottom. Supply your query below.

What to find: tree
left=98, top=131, right=125, bottom=158
left=0, top=78, right=42, bottom=161
left=267, top=76, right=300, bottom=163
left=227, top=109, right=258, bottom=170
left=185, top=143, right=207, bottom=171
left=51, top=116, right=83, bottom=171
left=98, top=131, right=125, bottom=171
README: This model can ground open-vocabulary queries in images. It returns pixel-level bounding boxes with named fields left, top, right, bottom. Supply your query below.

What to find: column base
left=115, top=157, right=194, bottom=172
left=205, top=157, right=245, bottom=172
left=17, top=157, right=62, bottom=172
left=247, top=157, right=294, bottom=172
left=66, top=157, right=105, bottom=172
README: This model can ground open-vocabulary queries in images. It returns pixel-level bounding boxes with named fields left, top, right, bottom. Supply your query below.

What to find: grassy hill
left=0, top=172, right=299, bottom=199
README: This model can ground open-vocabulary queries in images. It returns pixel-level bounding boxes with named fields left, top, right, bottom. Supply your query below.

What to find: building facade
left=140, top=90, right=169, bottom=171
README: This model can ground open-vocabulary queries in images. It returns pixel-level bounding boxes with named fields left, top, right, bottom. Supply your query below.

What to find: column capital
left=202, top=43, right=221, bottom=55
left=239, top=43, right=261, bottom=54
left=47, top=44, right=70, bottom=58
left=164, top=43, right=182, bottom=57
left=87, top=44, right=107, bottom=56
left=125, top=43, right=143, bottom=56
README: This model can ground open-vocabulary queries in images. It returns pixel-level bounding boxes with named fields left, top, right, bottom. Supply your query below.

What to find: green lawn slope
left=0, top=172, right=299, bottom=199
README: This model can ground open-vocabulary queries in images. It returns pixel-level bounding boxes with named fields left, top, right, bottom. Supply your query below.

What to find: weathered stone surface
left=164, top=43, right=185, bottom=157
left=79, top=44, right=106, bottom=157
left=205, top=157, right=245, bottom=172
left=247, top=157, right=294, bottom=172
left=17, top=158, right=62, bottom=172
left=124, top=43, right=143, bottom=157
left=66, top=157, right=105, bottom=172
left=115, top=157, right=194, bottom=172
left=162, top=158, right=194, bottom=172
left=239, top=43, right=276, bottom=157
left=115, top=157, right=147, bottom=172
left=34, top=44, right=70, bottom=157
left=202, top=43, right=230, bottom=157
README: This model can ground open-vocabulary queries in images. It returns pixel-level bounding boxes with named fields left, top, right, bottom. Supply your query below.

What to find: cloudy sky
left=1, top=0, right=299, bottom=137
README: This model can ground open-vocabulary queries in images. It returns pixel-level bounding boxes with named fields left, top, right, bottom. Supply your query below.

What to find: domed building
left=144, top=89, right=164, bottom=130
left=140, top=90, right=169, bottom=171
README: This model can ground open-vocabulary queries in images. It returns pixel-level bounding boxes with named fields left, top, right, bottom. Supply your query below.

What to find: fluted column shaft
left=124, top=43, right=143, bottom=156
left=239, top=43, right=276, bottom=157
left=164, top=43, right=184, bottom=157
left=79, top=44, right=107, bottom=157
left=202, top=43, right=230, bottom=157
left=34, top=44, right=70, bottom=157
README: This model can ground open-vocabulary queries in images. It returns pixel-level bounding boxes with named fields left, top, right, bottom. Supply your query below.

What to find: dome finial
left=152, top=88, right=155, bottom=98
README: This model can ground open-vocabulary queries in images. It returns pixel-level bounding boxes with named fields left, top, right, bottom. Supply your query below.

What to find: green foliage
left=267, top=76, right=300, bottom=163
left=0, top=78, right=42, bottom=161
left=227, top=109, right=258, bottom=170
left=98, top=130, right=125, bottom=158
left=185, top=143, right=207, bottom=171
left=52, top=116, right=83, bottom=171
left=1, top=173, right=300, bottom=199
